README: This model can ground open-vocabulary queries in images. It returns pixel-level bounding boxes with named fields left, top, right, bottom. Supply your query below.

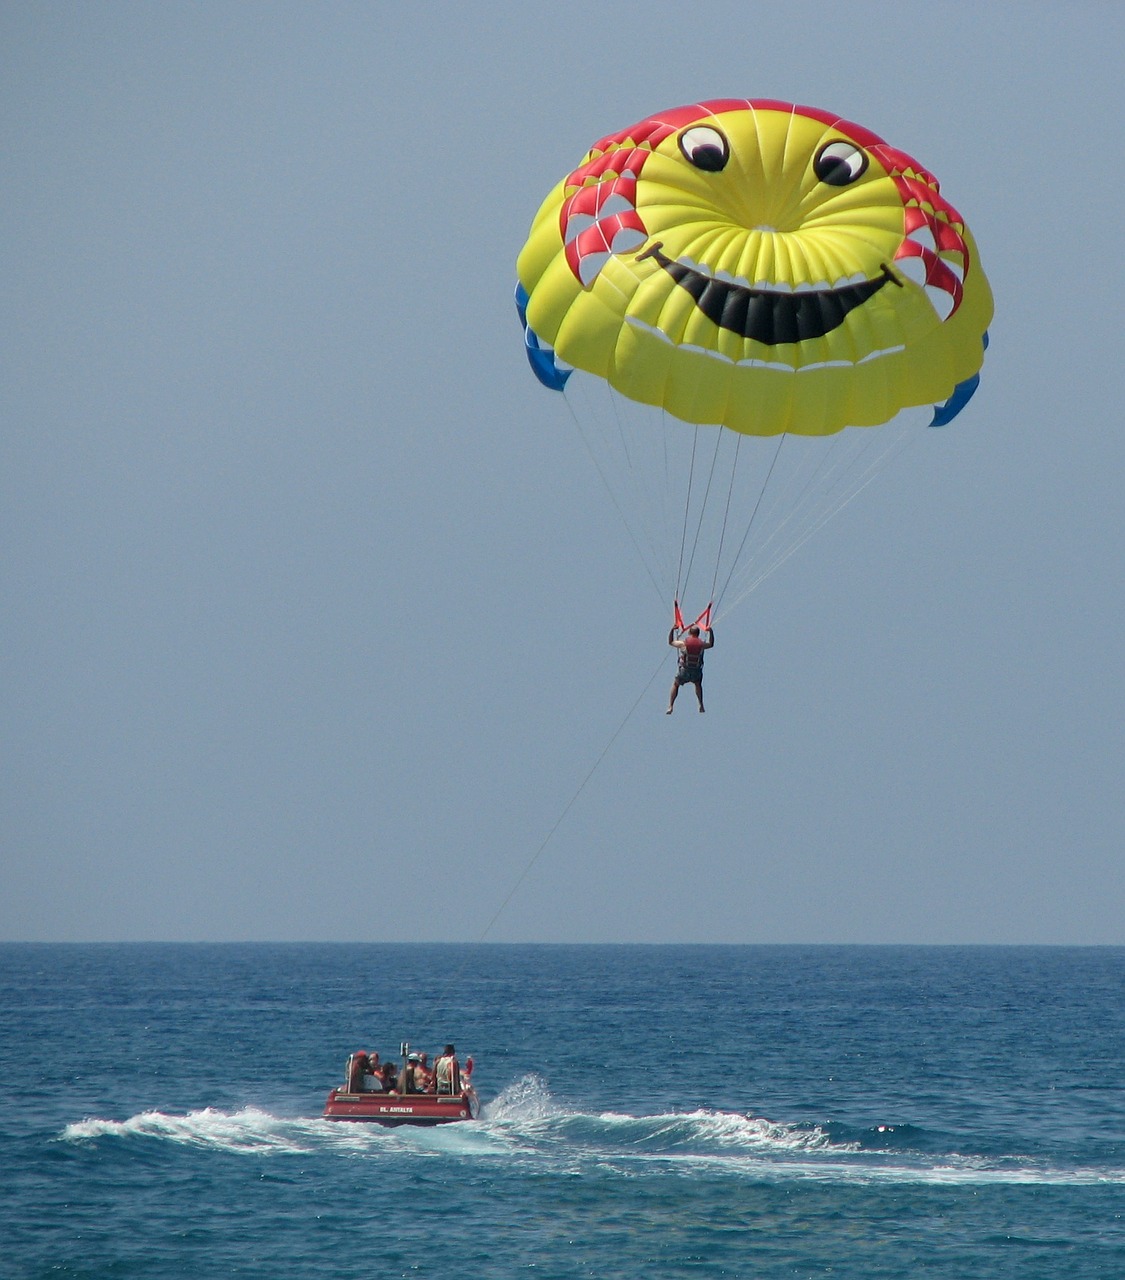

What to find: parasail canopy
left=516, top=100, right=993, bottom=619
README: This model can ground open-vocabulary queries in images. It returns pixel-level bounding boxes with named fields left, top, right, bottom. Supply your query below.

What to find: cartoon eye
left=679, top=126, right=729, bottom=172
left=814, top=140, right=868, bottom=186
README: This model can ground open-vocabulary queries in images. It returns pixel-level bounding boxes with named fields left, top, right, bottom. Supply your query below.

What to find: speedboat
left=323, top=1044, right=479, bottom=1125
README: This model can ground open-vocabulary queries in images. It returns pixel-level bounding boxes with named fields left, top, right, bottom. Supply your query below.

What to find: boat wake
left=60, top=1076, right=1125, bottom=1187
left=482, top=1074, right=836, bottom=1154
left=62, top=1107, right=327, bottom=1155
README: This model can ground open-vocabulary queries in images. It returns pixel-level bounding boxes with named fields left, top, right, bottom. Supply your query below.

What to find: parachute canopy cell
left=516, top=99, right=993, bottom=437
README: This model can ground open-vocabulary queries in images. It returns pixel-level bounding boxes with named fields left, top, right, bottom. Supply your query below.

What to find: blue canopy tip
left=515, top=282, right=571, bottom=392
left=930, top=331, right=989, bottom=427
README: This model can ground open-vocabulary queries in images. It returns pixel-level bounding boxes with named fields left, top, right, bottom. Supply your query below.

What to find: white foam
left=58, top=1095, right=1125, bottom=1188
left=481, top=1073, right=561, bottom=1125
left=61, top=1106, right=325, bottom=1155
left=581, top=1106, right=834, bottom=1152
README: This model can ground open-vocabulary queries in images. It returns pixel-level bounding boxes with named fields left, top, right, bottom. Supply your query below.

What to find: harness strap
left=673, top=600, right=713, bottom=632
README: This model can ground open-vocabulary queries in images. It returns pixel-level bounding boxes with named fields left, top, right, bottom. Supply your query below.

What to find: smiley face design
left=517, top=100, right=992, bottom=435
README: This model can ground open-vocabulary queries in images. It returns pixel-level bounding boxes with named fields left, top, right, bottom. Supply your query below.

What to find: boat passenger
left=362, top=1052, right=383, bottom=1092
left=379, top=1062, right=399, bottom=1092
left=345, top=1051, right=368, bottom=1093
left=403, top=1052, right=428, bottom=1094
left=415, top=1052, right=434, bottom=1093
left=434, top=1044, right=461, bottom=1095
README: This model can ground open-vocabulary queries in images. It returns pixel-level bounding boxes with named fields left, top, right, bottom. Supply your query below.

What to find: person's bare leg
left=666, top=681, right=679, bottom=714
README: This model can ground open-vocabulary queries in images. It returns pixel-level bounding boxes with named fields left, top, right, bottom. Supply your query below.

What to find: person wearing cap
left=434, top=1044, right=461, bottom=1095
left=403, top=1052, right=427, bottom=1094
left=345, top=1050, right=368, bottom=1093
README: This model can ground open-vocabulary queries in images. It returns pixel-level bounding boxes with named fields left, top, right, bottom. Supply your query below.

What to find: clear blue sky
left=3, top=2, right=1122, bottom=943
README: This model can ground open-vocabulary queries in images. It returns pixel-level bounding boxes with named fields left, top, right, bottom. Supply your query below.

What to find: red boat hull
left=323, top=1087, right=479, bottom=1125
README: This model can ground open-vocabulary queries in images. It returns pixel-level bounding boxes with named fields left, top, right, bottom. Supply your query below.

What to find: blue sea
left=2, top=944, right=1122, bottom=1278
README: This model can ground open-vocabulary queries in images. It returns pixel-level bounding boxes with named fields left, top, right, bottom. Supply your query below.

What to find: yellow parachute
left=516, top=100, right=992, bottom=615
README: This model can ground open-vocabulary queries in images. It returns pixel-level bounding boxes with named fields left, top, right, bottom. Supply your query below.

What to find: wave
left=61, top=1107, right=328, bottom=1154
left=58, top=1077, right=1125, bottom=1187
left=484, top=1074, right=838, bottom=1152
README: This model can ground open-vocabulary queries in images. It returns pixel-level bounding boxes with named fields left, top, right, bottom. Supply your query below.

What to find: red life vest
left=680, top=634, right=706, bottom=669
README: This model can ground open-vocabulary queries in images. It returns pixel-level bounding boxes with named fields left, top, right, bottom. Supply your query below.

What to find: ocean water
left=1, top=944, right=1122, bottom=1279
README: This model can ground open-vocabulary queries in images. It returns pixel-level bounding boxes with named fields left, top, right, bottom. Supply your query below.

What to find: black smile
left=636, top=241, right=900, bottom=345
